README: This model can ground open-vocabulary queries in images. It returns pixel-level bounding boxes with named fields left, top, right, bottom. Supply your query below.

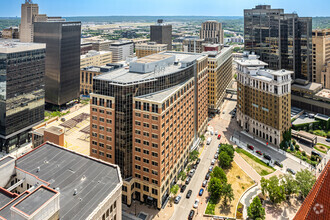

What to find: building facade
left=200, top=21, right=224, bottom=44
left=0, top=40, right=46, bottom=153
left=236, top=54, right=292, bottom=146
left=90, top=52, right=208, bottom=208
left=312, top=29, right=330, bottom=88
left=244, top=5, right=312, bottom=83
left=109, top=41, right=134, bottom=62
left=1, top=27, right=19, bottom=39
left=34, top=20, right=81, bottom=106
left=183, top=39, right=206, bottom=53
left=321, top=63, right=330, bottom=89
left=19, top=1, right=39, bottom=43
left=136, top=42, right=167, bottom=58
left=204, top=46, right=233, bottom=112
left=150, top=20, right=172, bottom=50
left=80, top=50, right=112, bottom=68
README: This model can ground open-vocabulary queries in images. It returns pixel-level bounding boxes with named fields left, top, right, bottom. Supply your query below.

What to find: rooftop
left=80, top=50, right=112, bottom=59
left=0, top=39, right=45, bottom=53
left=292, top=83, right=323, bottom=93
left=135, top=54, right=173, bottom=64
left=15, top=142, right=121, bottom=220
left=315, top=89, right=330, bottom=99
left=0, top=156, right=14, bottom=167
left=235, top=54, right=268, bottom=66
left=94, top=52, right=204, bottom=85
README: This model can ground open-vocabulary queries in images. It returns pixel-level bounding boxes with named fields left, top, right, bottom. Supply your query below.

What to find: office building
left=236, top=53, right=292, bottom=146
left=0, top=142, right=122, bottom=220
left=80, top=50, right=112, bottom=68
left=90, top=52, right=208, bottom=208
left=203, top=46, right=233, bottom=112
left=80, top=64, right=123, bottom=95
left=1, top=27, right=19, bottom=39
left=135, top=42, right=167, bottom=58
left=0, top=40, right=45, bottom=153
left=244, top=5, right=312, bottom=83
left=150, top=20, right=172, bottom=50
left=183, top=39, right=206, bottom=53
left=19, top=0, right=39, bottom=42
left=80, top=41, right=93, bottom=55
left=321, top=63, right=330, bottom=89
left=109, top=41, right=134, bottom=62
left=34, top=20, right=81, bottom=106
left=92, top=40, right=112, bottom=51
left=312, top=29, right=330, bottom=88
left=31, top=126, right=64, bottom=148
left=200, top=20, right=224, bottom=44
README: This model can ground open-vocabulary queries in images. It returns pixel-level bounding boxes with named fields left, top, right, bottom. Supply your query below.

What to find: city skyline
left=1, top=0, right=330, bottom=17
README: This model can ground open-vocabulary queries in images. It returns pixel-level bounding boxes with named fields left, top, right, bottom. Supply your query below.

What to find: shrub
left=302, top=151, right=306, bottom=157
left=292, top=139, right=297, bottom=145
left=311, top=155, right=316, bottom=161
left=295, top=144, right=300, bottom=151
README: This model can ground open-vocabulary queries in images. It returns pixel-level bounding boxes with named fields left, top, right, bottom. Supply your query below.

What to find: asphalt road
left=170, top=135, right=219, bottom=220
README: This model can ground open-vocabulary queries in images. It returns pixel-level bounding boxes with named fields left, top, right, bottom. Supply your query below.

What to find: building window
left=143, top=185, right=149, bottom=192
left=135, top=101, right=141, bottom=109
left=152, top=188, right=158, bottom=195
left=106, top=100, right=112, bottom=108
left=152, top=143, right=158, bottom=148
left=152, top=104, right=158, bottom=113
left=143, top=103, right=150, bottom=111
left=92, top=97, right=97, bottom=105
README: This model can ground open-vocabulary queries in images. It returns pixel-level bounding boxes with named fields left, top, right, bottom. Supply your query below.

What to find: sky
left=1, top=0, right=329, bottom=17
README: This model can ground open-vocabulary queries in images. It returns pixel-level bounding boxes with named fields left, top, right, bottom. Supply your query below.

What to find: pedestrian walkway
left=234, top=151, right=261, bottom=183
left=240, top=185, right=261, bottom=219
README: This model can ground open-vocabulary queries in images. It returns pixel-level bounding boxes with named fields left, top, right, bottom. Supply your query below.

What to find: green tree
left=218, top=151, right=232, bottom=169
left=295, top=169, right=316, bottom=198
left=260, top=176, right=285, bottom=204
left=222, top=183, right=234, bottom=205
left=209, top=177, right=222, bottom=200
left=212, top=166, right=227, bottom=183
left=189, top=150, right=199, bottom=162
left=281, top=174, right=298, bottom=198
left=248, top=196, right=265, bottom=220
left=219, top=144, right=235, bottom=159
left=178, top=171, right=187, bottom=182
left=170, top=184, right=179, bottom=196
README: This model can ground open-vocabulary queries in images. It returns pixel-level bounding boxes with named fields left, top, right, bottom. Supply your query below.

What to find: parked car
left=189, top=169, right=195, bottom=177
left=211, top=159, right=215, bottom=165
left=205, top=173, right=210, bottom=180
left=287, top=168, right=296, bottom=175
left=231, top=114, right=235, bottom=118
left=209, top=166, right=213, bottom=172
left=196, top=158, right=201, bottom=164
left=326, top=138, right=330, bottom=142
left=274, top=161, right=283, bottom=168
left=264, top=154, right=271, bottom=160
left=210, top=131, right=214, bottom=135
left=214, top=153, right=218, bottom=159
left=186, top=177, right=191, bottom=185
left=180, top=185, right=187, bottom=193
left=193, top=164, right=197, bottom=169
left=217, top=134, right=221, bottom=139
left=222, top=111, right=226, bottom=114
left=174, top=195, right=182, bottom=204
left=215, top=131, right=218, bottom=135
left=218, top=144, right=221, bottom=148
left=186, top=190, right=192, bottom=199
left=256, top=150, right=262, bottom=155
left=193, top=199, right=199, bottom=208
left=248, top=145, right=254, bottom=150
left=199, top=188, right=204, bottom=196
left=202, top=180, right=207, bottom=187
left=188, top=210, right=195, bottom=220
left=216, top=148, right=220, bottom=153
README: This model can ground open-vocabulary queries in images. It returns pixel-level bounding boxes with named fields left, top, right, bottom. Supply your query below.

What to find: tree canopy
left=248, top=196, right=265, bottom=220
left=212, top=166, right=227, bottom=183
left=218, top=151, right=232, bottom=169
left=296, top=169, right=316, bottom=198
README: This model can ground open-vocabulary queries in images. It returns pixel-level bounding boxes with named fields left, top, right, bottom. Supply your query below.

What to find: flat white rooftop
left=0, top=39, right=45, bottom=53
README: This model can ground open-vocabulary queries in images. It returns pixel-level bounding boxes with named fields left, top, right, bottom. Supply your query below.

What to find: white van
left=207, top=137, right=212, bottom=145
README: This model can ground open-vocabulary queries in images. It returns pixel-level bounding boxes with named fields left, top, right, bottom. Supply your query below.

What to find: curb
left=236, top=183, right=258, bottom=219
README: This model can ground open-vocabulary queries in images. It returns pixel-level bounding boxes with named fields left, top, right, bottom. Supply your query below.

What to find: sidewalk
left=234, top=151, right=261, bottom=183
left=240, top=185, right=261, bottom=219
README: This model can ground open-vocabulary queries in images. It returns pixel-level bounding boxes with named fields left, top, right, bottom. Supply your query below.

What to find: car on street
left=181, top=185, right=187, bottom=193
left=193, top=164, right=197, bottom=169
left=207, top=137, right=212, bottom=145
left=214, top=153, right=218, bottom=159
left=326, top=138, right=330, bottom=142
left=188, top=169, right=195, bottom=177
left=216, top=148, right=220, bottom=153
left=205, top=173, right=210, bottom=180
left=248, top=145, right=254, bottom=150
left=174, top=195, right=182, bottom=204
left=231, top=114, right=235, bottom=118
left=256, top=150, right=262, bottom=155
left=274, top=161, right=283, bottom=167
left=264, top=154, right=271, bottom=160
left=196, top=158, right=201, bottom=164
left=215, top=131, right=218, bottom=135
left=222, top=111, right=226, bottom=114
left=193, top=199, right=199, bottom=208
left=188, top=210, right=195, bottom=220
left=186, top=190, right=192, bottom=199
left=199, top=188, right=204, bottom=196
left=202, top=180, right=207, bottom=187
left=217, top=134, right=221, bottom=139
left=186, top=177, right=191, bottom=185
left=287, top=168, right=296, bottom=175
left=211, top=159, right=215, bottom=165
left=210, top=131, right=214, bottom=135
left=209, top=166, right=213, bottom=172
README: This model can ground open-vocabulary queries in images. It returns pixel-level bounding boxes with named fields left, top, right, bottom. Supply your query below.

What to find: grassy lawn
left=236, top=148, right=275, bottom=176
left=314, top=143, right=329, bottom=154
left=210, top=162, right=254, bottom=218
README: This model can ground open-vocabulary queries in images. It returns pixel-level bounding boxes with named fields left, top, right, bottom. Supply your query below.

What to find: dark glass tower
left=34, top=21, right=81, bottom=106
left=244, top=5, right=312, bottom=83
left=0, top=40, right=46, bottom=153
left=150, top=20, right=172, bottom=50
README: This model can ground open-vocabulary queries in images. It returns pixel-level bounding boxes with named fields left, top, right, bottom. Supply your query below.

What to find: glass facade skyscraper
left=244, top=5, right=312, bottom=83
left=0, top=40, right=46, bottom=153
left=34, top=21, right=81, bottom=106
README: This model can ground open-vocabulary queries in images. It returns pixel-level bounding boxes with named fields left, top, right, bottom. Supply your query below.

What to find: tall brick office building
left=89, top=52, right=208, bottom=208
